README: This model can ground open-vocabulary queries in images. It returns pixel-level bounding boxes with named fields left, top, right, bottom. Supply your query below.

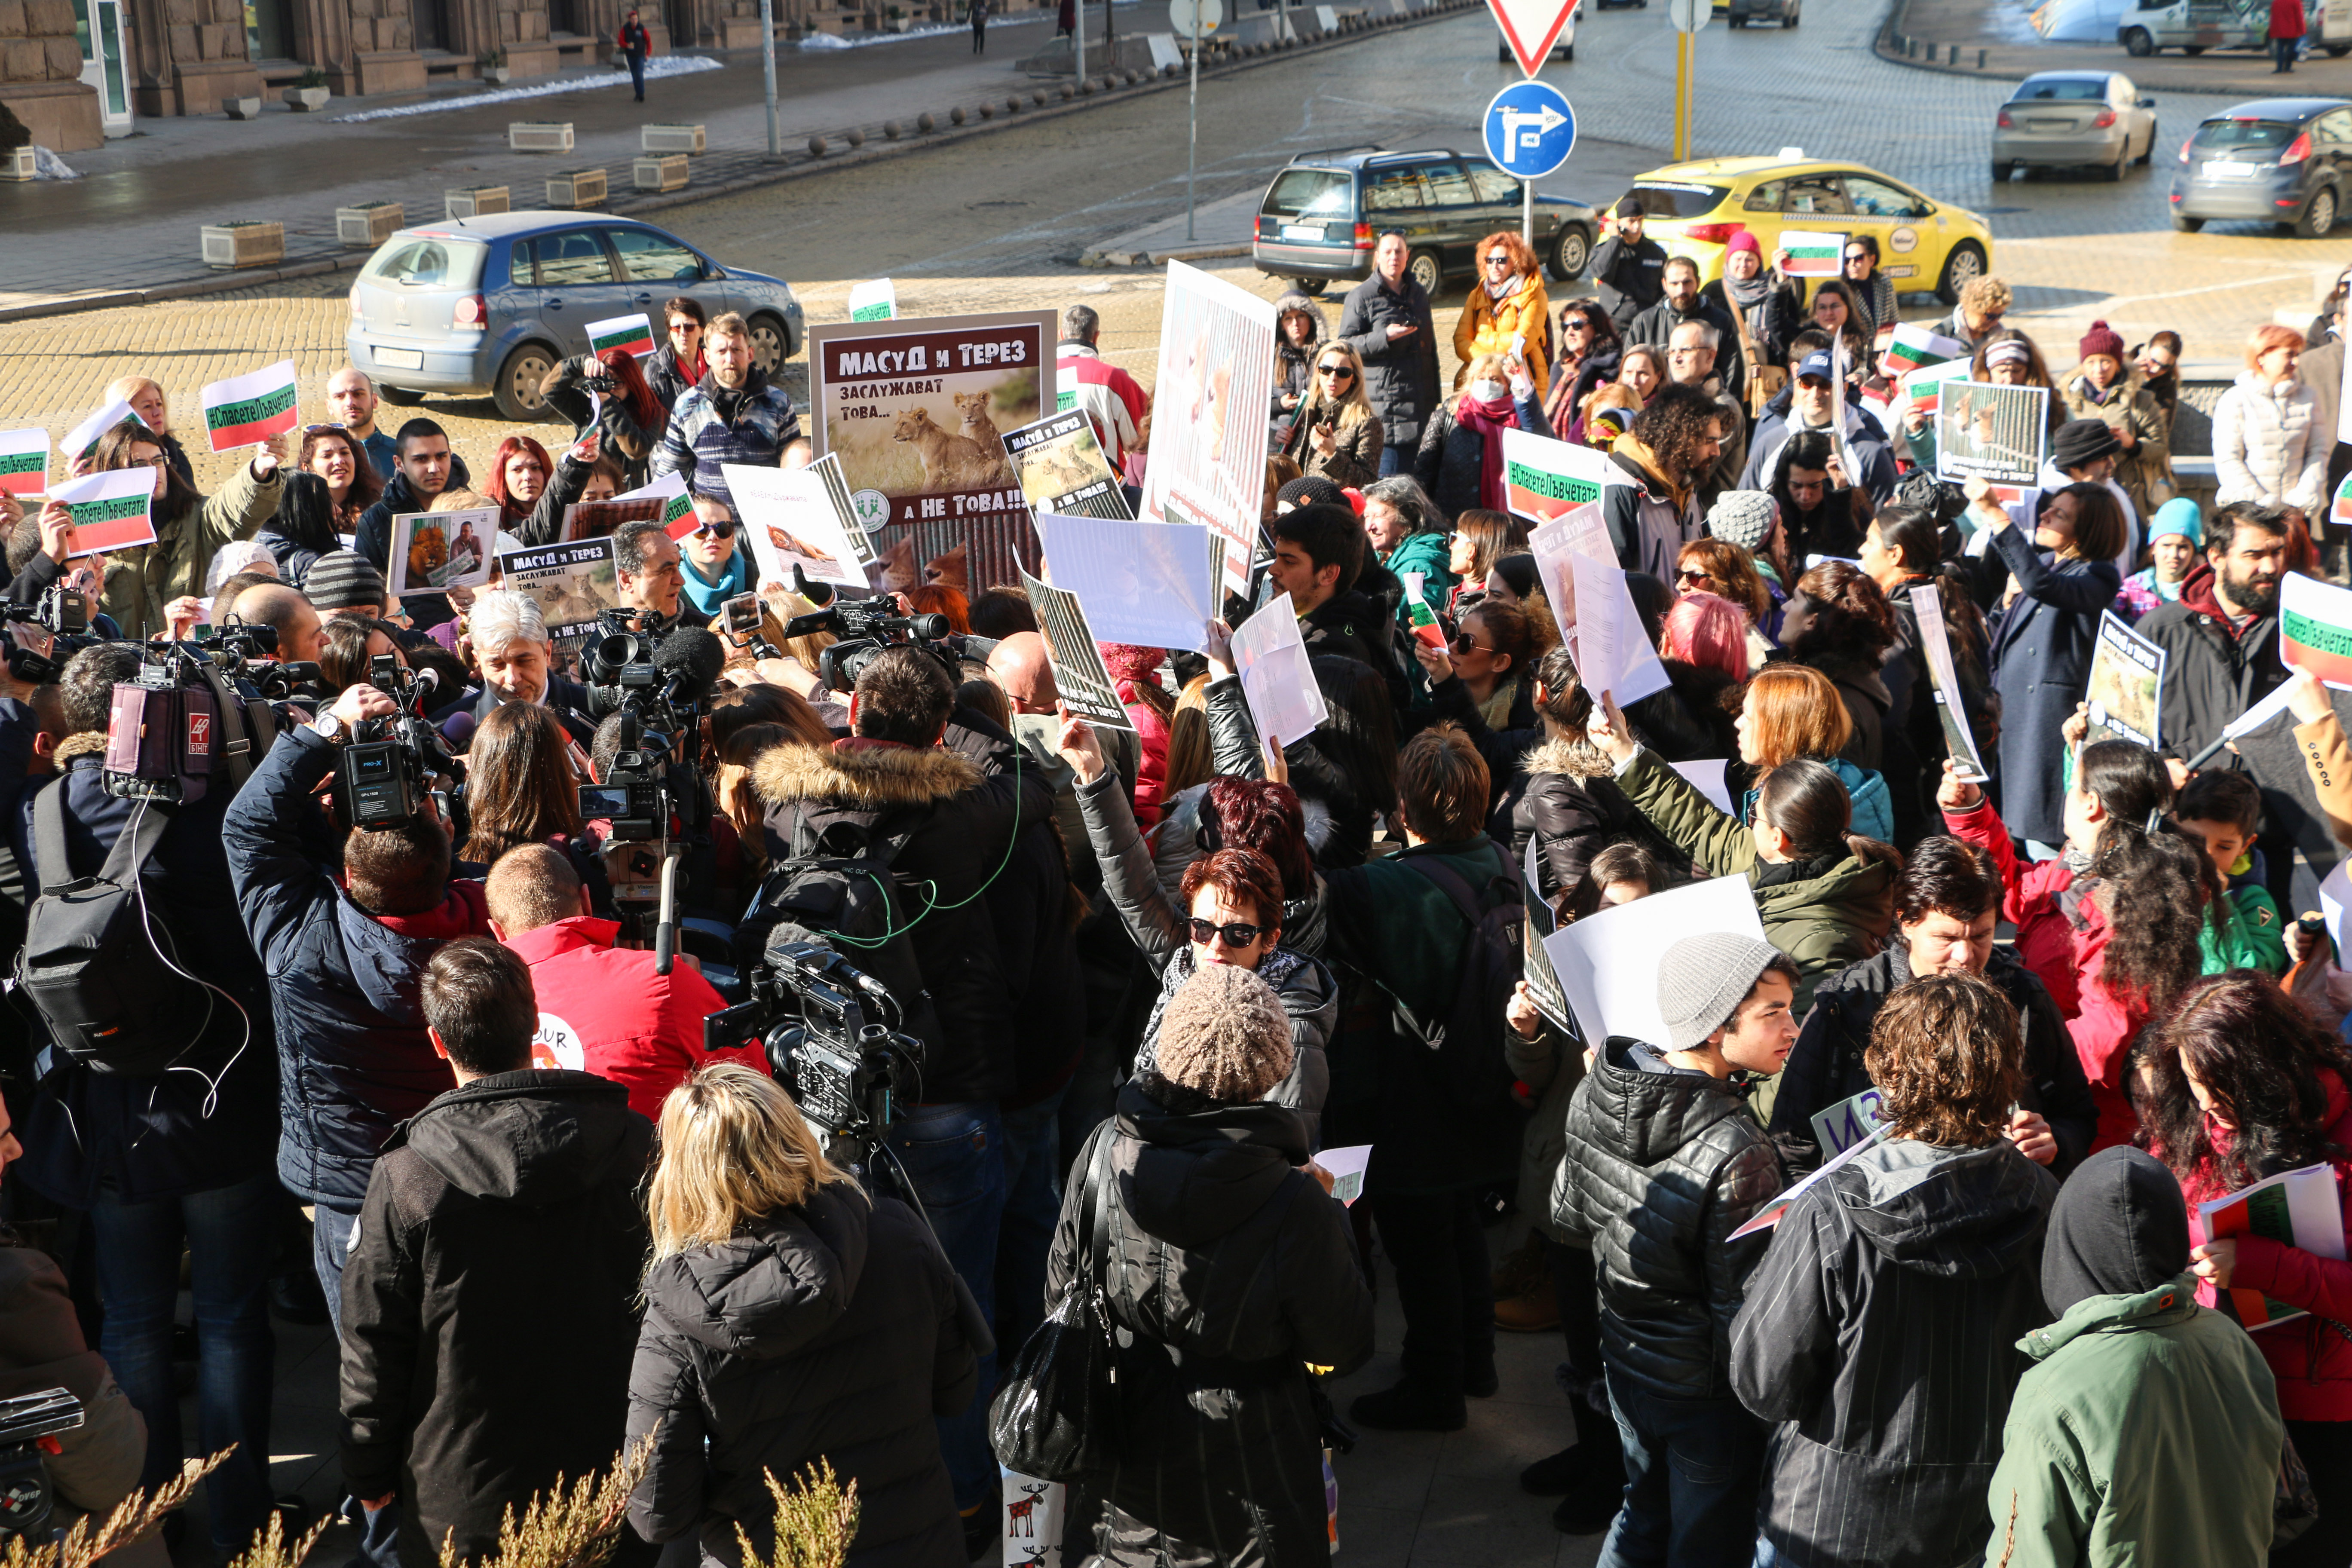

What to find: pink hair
left=1661, top=591, right=1748, bottom=682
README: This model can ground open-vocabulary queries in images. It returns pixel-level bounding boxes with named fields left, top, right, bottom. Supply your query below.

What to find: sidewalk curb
left=0, top=0, right=1479, bottom=327
left=1078, top=240, right=1253, bottom=266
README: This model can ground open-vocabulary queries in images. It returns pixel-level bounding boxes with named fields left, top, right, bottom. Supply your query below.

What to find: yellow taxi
left=1616, top=153, right=1996, bottom=303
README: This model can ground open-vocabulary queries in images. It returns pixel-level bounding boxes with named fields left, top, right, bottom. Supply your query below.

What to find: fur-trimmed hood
left=1522, top=733, right=1612, bottom=781
left=53, top=733, right=108, bottom=763
left=753, top=738, right=982, bottom=810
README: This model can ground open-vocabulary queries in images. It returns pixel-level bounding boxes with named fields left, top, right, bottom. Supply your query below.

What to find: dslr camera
left=780, top=568, right=959, bottom=692
left=335, top=655, right=462, bottom=831
left=0, top=1389, right=83, bottom=1540
left=704, top=941, right=924, bottom=1144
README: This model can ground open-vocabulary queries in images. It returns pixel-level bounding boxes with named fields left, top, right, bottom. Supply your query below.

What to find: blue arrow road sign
left=1482, top=80, right=1576, bottom=181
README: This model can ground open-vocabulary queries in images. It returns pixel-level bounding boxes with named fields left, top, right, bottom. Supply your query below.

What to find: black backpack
left=1386, top=848, right=1526, bottom=1111
left=15, top=789, right=211, bottom=1074
left=732, top=819, right=944, bottom=1054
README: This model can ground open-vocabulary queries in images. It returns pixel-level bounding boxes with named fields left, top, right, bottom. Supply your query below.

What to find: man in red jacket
left=485, top=845, right=765, bottom=1120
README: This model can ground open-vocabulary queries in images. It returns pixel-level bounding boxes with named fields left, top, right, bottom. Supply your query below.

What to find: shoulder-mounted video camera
left=336, top=654, right=462, bottom=832
left=1, top=587, right=96, bottom=686
left=704, top=940, right=924, bottom=1141
left=103, top=639, right=317, bottom=806
left=0, top=1389, right=82, bottom=1540
left=779, top=567, right=959, bottom=692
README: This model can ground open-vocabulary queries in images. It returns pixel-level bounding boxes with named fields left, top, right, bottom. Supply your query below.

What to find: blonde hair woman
left=1279, top=340, right=1384, bottom=489
left=625, top=1062, right=982, bottom=1568
left=1453, top=230, right=1552, bottom=401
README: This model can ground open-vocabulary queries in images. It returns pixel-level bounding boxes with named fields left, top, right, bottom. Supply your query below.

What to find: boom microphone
left=652, top=625, right=727, bottom=701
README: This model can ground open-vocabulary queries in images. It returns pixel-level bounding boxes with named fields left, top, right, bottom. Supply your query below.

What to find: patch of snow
left=31, top=147, right=79, bottom=180
left=331, top=52, right=724, bottom=122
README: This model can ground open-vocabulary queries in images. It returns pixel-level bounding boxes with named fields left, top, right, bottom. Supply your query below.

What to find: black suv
left=1253, top=147, right=1598, bottom=296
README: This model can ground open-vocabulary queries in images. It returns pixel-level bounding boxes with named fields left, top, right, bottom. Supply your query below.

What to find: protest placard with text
left=199, top=360, right=300, bottom=453
left=848, top=279, right=897, bottom=323
left=1778, top=230, right=1847, bottom=278
left=2085, top=611, right=2165, bottom=750
left=0, top=430, right=47, bottom=497
left=1503, top=428, right=1611, bottom=527
left=2198, top=1164, right=2347, bottom=1330
left=49, top=468, right=156, bottom=556
left=62, top=398, right=141, bottom=464
left=1035, top=512, right=1213, bottom=651
left=1018, top=568, right=1136, bottom=732
left=726, top=459, right=873, bottom=590
left=2282, top=570, right=2352, bottom=689
left=1528, top=502, right=1606, bottom=642
left=1936, top=381, right=2049, bottom=487
left=586, top=314, right=656, bottom=358
left=1140, top=264, right=1277, bottom=597
left=1006, top=410, right=1130, bottom=521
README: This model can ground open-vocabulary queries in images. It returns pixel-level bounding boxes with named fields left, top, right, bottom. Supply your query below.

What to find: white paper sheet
left=1035, top=512, right=1214, bottom=651
left=1668, top=759, right=1734, bottom=816
left=1540, top=876, right=1767, bottom=1062
left=1229, top=594, right=1329, bottom=748
left=1316, top=1144, right=1374, bottom=1207
left=1569, top=552, right=1672, bottom=707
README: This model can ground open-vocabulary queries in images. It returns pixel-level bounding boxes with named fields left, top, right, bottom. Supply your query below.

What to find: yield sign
left=1485, top=0, right=1574, bottom=75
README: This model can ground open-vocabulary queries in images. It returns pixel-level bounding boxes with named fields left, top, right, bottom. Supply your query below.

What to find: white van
left=2117, top=0, right=2350, bottom=57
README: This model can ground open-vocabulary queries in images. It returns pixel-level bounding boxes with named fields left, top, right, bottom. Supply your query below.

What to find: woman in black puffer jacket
left=627, top=1063, right=987, bottom=1568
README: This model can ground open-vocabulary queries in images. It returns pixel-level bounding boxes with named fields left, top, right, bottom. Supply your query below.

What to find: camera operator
left=224, top=680, right=492, bottom=1337
left=317, top=618, right=407, bottom=695
left=435, top=590, right=594, bottom=750
left=755, top=643, right=1053, bottom=1543
left=613, top=522, right=684, bottom=627
left=226, top=584, right=325, bottom=668
left=3, top=644, right=281, bottom=1562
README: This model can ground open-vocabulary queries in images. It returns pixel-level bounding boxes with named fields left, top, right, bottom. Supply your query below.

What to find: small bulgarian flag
left=48, top=467, right=156, bottom=556
left=2283, top=570, right=2352, bottom=689
left=1779, top=230, right=1847, bottom=279
left=612, top=472, right=699, bottom=538
left=1900, top=360, right=1972, bottom=419
left=199, top=359, right=301, bottom=453
left=586, top=313, right=656, bottom=358
left=848, top=278, right=897, bottom=323
left=2333, top=471, right=2352, bottom=530
left=1883, top=323, right=1969, bottom=378
left=0, top=429, right=48, bottom=496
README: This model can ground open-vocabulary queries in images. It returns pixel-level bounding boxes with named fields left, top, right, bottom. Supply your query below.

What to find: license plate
left=373, top=346, right=425, bottom=370
left=1281, top=224, right=1325, bottom=242
left=2027, top=119, right=2070, bottom=132
left=2204, top=160, right=2259, bottom=178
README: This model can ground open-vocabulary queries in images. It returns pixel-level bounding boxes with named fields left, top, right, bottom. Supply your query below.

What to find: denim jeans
left=312, top=1200, right=361, bottom=1340
left=885, top=1100, right=1008, bottom=1514
left=1378, top=444, right=1415, bottom=478
left=996, top=1084, right=1068, bottom=1365
left=627, top=49, right=646, bottom=95
left=1597, top=1364, right=1767, bottom=1568
left=88, top=1172, right=277, bottom=1554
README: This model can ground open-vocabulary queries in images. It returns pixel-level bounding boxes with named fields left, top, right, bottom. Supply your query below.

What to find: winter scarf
left=1455, top=389, right=1522, bottom=513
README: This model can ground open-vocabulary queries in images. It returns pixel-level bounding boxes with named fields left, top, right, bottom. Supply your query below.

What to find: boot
left=1494, top=1273, right=1559, bottom=1333
left=1488, top=1231, right=1547, bottom=1299
left=1547, top=1396, right=1627, bottom=1536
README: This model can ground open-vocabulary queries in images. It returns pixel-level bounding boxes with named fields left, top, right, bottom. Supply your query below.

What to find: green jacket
left=2199, top=882, right=2287, bottom=977
left=1986, top=1275, right=2281, bottom=1568
left=1615, top=747, right=1893, bottom=1017
left=101, top=459, right=282, bottom=641
left=1382, top=532, right=1457, bottom=622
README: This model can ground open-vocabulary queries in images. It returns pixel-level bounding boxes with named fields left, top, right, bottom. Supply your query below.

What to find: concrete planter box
left=3, top=147, right=36, bottom=182
left=446, top=184, right=510, bottom=218
left=482, top=66, right=511, bottom=84
left=508, top=121, right=575, bottom=152
left=337, top=201, right=404, bottom=246
left=282, top=85, right=331, bottom=110
left=223, top=95, right=263, bottom=119
left=201, top=221, right=285, bottom=270
left=546, top=168, right=607, bottom=208
left=634, top=153, right=689, bottom=192
left=641, top=122, right=705, bottom=153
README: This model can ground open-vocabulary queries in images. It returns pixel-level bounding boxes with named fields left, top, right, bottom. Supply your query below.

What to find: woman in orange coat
left=1454, top=231, right=1552, bottom=404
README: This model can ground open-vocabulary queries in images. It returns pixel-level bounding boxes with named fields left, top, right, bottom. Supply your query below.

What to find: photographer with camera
left=227, top=584, right=325, bottom=668
left=340, top=937, right=653, bottom=1568
left=2, top=643, right=283, bottom=1562
left=435, top=590, right=595, bottom=750
left=613, top=522, right=685, bottom=627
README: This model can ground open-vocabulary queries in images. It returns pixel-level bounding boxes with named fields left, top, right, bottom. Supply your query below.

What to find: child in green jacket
left=2174, top=769, right=2288, bottom=976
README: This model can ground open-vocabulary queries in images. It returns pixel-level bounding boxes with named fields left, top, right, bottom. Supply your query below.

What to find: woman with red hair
left=1452, top=230, right=1551, bottom=403
left=901, top=583, right=970, bottom=634
left=538, top=348, right=663, bottom=487
left=482, top=434, right=554, bottom=534
left=1660, top=590, right=1748, bottom=683
left=2213, top=323, right=2327, bottom=516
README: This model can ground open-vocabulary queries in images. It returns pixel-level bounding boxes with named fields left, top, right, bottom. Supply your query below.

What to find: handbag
left=2277, top=1421, right=2320, bottom=1546
left=989, top=1133, right=1122, bottom=1482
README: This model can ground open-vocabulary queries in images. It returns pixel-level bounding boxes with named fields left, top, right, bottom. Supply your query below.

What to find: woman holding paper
left=2145, top=972, right=2352, bottom=1566
left=1413, top=350, right=1551, bottom=518
left=83, top=419, right=282, bottom=643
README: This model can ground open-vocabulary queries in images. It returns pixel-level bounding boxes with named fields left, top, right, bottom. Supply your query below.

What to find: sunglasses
left=1485, top=254, right=1513, bottom=266
left=1450, top=633, right=1494, bottom=657
left=1563, top=320, right=1591, bottom=334
left=302, top=421, right=349, bottom=434
left=1676, top=567, right=1715, bottom=585
left=1843, top=253, right=1869, bottom=263
left=691, top=520, right=740, bottom=539
left=1317, top=364, right=1356, bottom=380
left=1188, top=916, right=1268, bottom=947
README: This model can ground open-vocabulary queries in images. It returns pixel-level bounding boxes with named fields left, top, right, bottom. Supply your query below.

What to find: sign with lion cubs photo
left=807, top=310, right=1054, bottom=588
left=499, top=538, right=621, bottom=658
left=387, top=508, right=497, bottom=598
left=1004, top=409, right=1131, bottom=521
left=1140, top=261, right=1279, bottom=597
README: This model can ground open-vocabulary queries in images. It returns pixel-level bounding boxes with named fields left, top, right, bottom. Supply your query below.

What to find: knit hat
left=2051, top=417, right=2122, bottom=471
left=305, top=550, right=387, bottom=612
left=1725, top=229, right=1761, bottom=257
left=1656, top=931, right=1786, bottom=1052
left=1154, top=964, right=1295, bottom=1103
left=1614, top=195, right=1642, bottom=219
left=1275, top=475, right=1347, bottom=511
left=1097, top=642, right=1164, bottom=685
left=1706, top=490, right=1776, bottom=553
left=2150, top=496, right=2204, bottom=547
left=2078, top=319, right=2127, bottom=363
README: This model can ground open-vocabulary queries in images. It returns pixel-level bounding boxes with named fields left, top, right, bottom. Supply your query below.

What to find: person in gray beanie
left=303, top=549, right=389, bottom=618
left=1548, top=930, right=1792, bottom=1553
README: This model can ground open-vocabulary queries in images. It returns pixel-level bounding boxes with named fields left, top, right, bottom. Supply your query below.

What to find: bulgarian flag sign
left=1882, top=323, right=1969, bottom=378
left=615, top=472, right=699, bottom=538
left=848, top=279, right=897, bottom=323
left=48, top=467, right=156, bottom=557
left=1779, top=230, right=1847, bottom=279
left=1899, top=360, right=1973, bottom=421
left=62, top=397, right=143, bottom=463
left=2282, top=570, right=2352, bottom=689
left=0, top=429, right=47, bottom=497
left=2196, top=1163, right=2346, bottom=1331
left=1502, top=427, right=1611, bottom=526
left=2334, top=471, right=2352, bottom=530
left=587, top=313, right=656, bottom=358
left=200, top=359, right=301, bottom=453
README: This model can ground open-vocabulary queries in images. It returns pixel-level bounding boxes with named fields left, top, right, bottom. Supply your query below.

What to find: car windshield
left=1630, top=181, right=1730, bottom=218
left=1263, top=169, right=1353, bottom=218
left=2014, top=78, right=2107, bottom=101
left=2193, top=118, right=2298, bottom=152
left=361, top=237, right=488, bottom=290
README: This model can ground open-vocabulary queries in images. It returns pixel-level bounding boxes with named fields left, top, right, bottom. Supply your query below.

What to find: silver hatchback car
left=1993, top=71, right=2159, bottom=181
left=345, top=211, right=805, bottom=422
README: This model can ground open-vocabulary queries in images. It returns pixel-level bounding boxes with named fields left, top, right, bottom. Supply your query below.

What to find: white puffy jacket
left=2213, top=369, right=2327, bottom=512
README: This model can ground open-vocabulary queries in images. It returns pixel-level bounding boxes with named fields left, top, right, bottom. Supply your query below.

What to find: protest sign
left=1316, top=1145, right=1374, bottom=1207
left=1811, top=1087, right=1887, bottom=1163
left=1503, top=428, right=1611, bottom=527
left=1139, top=262, right=1279, bottom=596
left=387, top=508, right=497, bottom=597
left=1570, top=552, right=1671, bottom=707
left=2197, top=1163, right=2348, bottom=1330
left=62, top=398, right=141, bottom=463
left=499, top=538, right=621, bottom=660
left=1936, top=381, right=2050, bottom=487
left=1897, top=359, right=1974, bottom=423
left=2283, top=569, right=2352, bottom=689
left=1035, top=512, right=1213, bottom=651
left=1881, top=323, right=1969, bottom=378
left=1778, top=230, right=1847, bottom=278
left=2084, top=611, right=2165, bottom=750
left=1004, top=410, right=1131, bottom=521
left=809, top=309, right=1052, bottom=590
left=725, top=459, right=872, bottom=590
left=1229, top=593, right=1329, bottom=750
left=564, top=472, right=690, bottom=542
left=585, top=313, right=655, bottom=358
left=1018, top=568, right=1136, bottom=732
left=0, top=429, right=48, bottom=496
left=1730, top=1119, right=1890, bottom=1239
left=1528, top=503, right=1607, bottom=640
left=1669, top=759, right=1734, bottom=816
left=1543, top=876, right=1766, bottom=1068
left=1907, top=583, right=1990, bottom=783
left=2335, top=471, right=2352, bottom=531
left=48, top=468, right=156, bottom=556
left=198, top=360, right=300, bottom=453
left=848, top=279, right=897, bottom=323
left=1522, top=836, right=1574, bottom=1032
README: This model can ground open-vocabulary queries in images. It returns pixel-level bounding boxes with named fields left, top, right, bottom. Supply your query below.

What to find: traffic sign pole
left=1674, top=32, right=1690, bottom=159
left=1188, top=19, right=1200, bottom=238
left=1522, top=178, right=1532, bottom=248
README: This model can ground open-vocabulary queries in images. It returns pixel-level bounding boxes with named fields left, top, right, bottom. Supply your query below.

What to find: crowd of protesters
left=0, top=235, right=2343, bottom=1568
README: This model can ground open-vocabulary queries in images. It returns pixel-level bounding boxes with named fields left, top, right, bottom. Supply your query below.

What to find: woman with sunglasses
left=1545, top=299, right=1622, bottom=438
left=1279, top=341, right=1384, bottom=489
left=674, top=493, right=753, bottom=619
left=1413, top=597, right=1542, bottom=745
left=1453, top=231, right=1553, bottom=404
left=1836, top=236, right=1896, bottom=340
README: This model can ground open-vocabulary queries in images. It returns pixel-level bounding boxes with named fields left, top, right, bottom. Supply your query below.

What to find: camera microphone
left=653, top=625, right=728, bottom=699
left=789, top=564, right=838, bottom=608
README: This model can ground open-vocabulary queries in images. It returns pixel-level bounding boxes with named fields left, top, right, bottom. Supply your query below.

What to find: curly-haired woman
left=1601, top=381, right=1724, bottom=581
left=1453, top=230, right=1551, bottom=403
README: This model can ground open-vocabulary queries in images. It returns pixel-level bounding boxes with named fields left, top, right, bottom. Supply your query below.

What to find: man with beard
left=2136, top=502, right=2314, bottom=911
left=1630, top=257, right=1745, bottom=405
left=650, top=312, right=801, bottom=513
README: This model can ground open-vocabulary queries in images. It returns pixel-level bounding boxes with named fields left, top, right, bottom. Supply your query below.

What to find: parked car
left=2169, top=97, right=2352, bottom=236
left=1994, top=70, right=2159, bottom=180
left=2119, top=0, right=2350, bottom=56
left=1252, top=147, right=1599, bottom=295
left=345, top=212, right=805, bottom=422
left=1617, top=152, right=1995, bottom=303
left=1727, top=0, right=1800, bottom=30
left=1498, top=3, right=1580, bottom=60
